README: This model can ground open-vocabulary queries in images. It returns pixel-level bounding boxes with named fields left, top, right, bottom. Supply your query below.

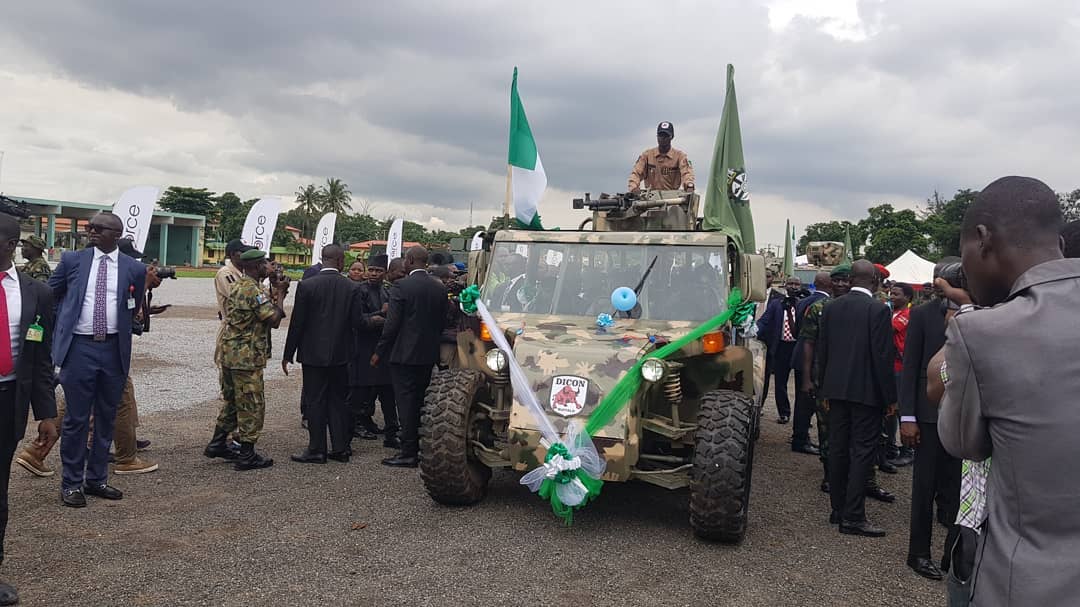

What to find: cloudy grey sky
left=1, top=0, right=1078, bottom=248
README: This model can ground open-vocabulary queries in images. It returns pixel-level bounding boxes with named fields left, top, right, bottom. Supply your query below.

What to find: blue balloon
left=611, top=287, right=637, bottom=312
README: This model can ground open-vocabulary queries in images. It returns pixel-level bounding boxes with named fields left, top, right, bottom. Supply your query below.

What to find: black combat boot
left=234, top=442, right=274, bottom=471
left=204, top=427, right=241, bottom=460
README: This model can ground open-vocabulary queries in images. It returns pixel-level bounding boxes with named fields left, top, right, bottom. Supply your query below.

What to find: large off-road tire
left=419, top=369, right=492, bottom=505
left=689, top=389, right=756, bottom=543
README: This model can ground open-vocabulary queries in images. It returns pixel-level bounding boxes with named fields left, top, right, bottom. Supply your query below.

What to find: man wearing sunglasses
left=48, top=212, right=146, bottom=508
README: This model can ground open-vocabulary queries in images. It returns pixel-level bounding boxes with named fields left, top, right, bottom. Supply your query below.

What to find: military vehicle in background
left=420, top=189, right=768, bottom=542
left=793, top=240, right=846, bottom=284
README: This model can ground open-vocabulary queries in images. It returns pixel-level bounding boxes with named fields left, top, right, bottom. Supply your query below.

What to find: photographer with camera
left=928, top=176, right=1080, bottom=606
left=756, top=275, right=804, bottom=425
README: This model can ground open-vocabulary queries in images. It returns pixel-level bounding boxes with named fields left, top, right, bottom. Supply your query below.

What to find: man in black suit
left=0, top=214, right=58, bottom=606
left=349, top=254, right=400, bottom=448
left=371, top=246, right=447, bottom=468
left=283, top=244, right=358, bottom=463
left=817, top=259, right=897, bottom=537
left=901, top=261, right=961, bottom=580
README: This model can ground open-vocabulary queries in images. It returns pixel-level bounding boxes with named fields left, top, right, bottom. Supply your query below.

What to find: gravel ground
left=4, top=278, right=948, bottom=606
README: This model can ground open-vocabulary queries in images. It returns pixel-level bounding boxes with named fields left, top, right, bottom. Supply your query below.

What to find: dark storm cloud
left=1, top=0, right=1078, bottom=232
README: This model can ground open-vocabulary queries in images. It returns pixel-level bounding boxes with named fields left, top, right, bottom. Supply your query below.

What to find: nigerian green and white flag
left=508, top=67, right=546, bottom=229
left=703, top=64, right=756, bottom=252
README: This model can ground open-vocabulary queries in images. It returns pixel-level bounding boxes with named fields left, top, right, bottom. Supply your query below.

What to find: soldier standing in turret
left=627, top=121, right=695, bottom=193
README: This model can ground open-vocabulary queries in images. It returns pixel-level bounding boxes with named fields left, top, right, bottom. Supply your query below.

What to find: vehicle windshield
left=482, top=241, right=728, bottom=322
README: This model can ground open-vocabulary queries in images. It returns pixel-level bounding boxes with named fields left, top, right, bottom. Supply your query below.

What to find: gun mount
left=572, top=190, right=700, bottom=231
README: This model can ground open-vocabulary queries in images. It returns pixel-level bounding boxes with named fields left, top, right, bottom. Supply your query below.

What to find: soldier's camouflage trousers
left=816, top=397, right=878, bottom=488
left=216, top=367, right=266, bottom=444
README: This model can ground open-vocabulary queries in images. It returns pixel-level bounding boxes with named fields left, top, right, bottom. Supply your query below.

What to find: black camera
left=938, top=262, right=966, bottom=290
left=155, top=266, right=177, bottom=280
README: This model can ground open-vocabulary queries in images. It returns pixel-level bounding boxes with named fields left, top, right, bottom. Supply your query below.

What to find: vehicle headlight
left=485, top=349, right=508, bottom=372
left=641, top=358, right=666, bottom=382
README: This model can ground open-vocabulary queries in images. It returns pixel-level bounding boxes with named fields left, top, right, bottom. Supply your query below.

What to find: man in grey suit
left=937, top=176, right=1080, bottom=606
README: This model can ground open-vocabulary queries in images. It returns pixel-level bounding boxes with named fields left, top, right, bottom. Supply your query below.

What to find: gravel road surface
left=3, top=278, right=948, bottom=606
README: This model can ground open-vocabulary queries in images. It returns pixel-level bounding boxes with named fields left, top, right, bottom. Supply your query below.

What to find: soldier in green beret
left=203, top=249, right=288, bottom=470
left=19, top=235, right=51, bottom=282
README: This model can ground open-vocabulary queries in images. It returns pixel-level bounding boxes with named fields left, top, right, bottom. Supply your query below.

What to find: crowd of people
left=755, top=176, right=1080, bottom=606
left=0, top=175, right=1076, bottom=605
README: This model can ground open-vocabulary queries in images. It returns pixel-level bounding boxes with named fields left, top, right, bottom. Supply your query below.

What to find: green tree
left=320, top=178, right=352, bottom=215
left=921, top=189, right=978, bottom=259
left=796, top=220, right=866, bottom=256
left=213, top=192, right=243, bottom=242
left=158, top=186, right=216, bottom=217
left=294, top=184, right=324, bottom=238
left=1060, top=188, right=1080, bottom=222
left=858, top=204, right=928, bottom=263
left=337, top=213, right=381, bottom=244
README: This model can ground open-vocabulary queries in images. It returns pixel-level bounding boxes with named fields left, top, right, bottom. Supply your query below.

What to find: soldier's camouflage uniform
left=800, top=296, right=879, bottom=488
left=21, top=257, right=51, bottom=282
left=215, top=275, right=277, bottom=444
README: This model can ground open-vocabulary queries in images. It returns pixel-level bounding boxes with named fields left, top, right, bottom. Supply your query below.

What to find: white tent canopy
left=885, top=249, right=935, bottom=285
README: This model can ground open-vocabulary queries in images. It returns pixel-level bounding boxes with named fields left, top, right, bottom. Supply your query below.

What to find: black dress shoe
left=83, top=483, right=123, bottom=500
left=839, top=520, right=886, bottom=537
left=906, top=556, right=944, bottom=580
left=290, top=450, right=327, bottom=464
left=381, top=454, right=418, bottom=468
left=878, top=461, right=898, bottom=474
left=776, top=415, right=790, bottom=424
left=354, top=428, right=378, bottom=440
left=383, top=437, right=401, bottom=449
left=829, top=510, right=841, bottom=525
left=327, top=451, right=350, bottom=463
left=792, top=443, right=821, bottom=456
left=0, top=580, right=18, bottom=606
left=890, top=454, right=915, bottom=468
left=61, top=488, right=87, bottom=508
left=865, top=486, right=896, bottom=503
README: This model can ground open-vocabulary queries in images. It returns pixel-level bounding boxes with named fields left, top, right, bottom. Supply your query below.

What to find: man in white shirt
left=48, top=212, right=145, bottom=508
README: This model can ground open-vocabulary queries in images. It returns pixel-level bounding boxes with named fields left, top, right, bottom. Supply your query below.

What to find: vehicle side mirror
left=741, top=254, right=767, bottom=303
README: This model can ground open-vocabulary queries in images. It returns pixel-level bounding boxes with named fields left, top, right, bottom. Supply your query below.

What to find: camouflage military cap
left=830, top=263, right=852, bottom=277
left=240, top=249, right=267, bottom=261
left=20, top=235, right=47, bottom=250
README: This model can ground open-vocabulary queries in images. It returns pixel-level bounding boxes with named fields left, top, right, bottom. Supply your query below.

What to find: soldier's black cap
left=226, top=239, right=253, bottom=255
left=368, top=254, right=388, bottom=270
left=117, top=237, right=144, bottom=259
left=657, top=121, right=674, bottom=137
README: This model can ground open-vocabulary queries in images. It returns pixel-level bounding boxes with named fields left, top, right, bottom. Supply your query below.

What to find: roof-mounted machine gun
left=572, top=189, right=700, bottom=231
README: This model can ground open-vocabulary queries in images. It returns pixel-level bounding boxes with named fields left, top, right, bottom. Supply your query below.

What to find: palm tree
left=295, top=184, right=323, bottom=237
left=320, top=178, right=352, bottom=215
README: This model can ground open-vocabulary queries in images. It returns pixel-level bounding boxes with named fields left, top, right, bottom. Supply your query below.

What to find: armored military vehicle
left=420, top=190, right=767, bottom=542
left=793, top=241, right=846, bottom=284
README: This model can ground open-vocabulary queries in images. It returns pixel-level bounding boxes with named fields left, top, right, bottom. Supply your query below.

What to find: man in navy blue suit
left=48, top=212, right=145, bottom=508
left=756, top=275, right=804, bottom=424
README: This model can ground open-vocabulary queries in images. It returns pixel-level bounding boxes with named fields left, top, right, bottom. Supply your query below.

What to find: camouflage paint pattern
left=20, top=257, right=52, bottom=282
left=216, top=367, right=267, bottom=444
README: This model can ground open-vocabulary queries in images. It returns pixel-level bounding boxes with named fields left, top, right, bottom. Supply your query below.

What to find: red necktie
left=0, top=272, right=13, bottom=375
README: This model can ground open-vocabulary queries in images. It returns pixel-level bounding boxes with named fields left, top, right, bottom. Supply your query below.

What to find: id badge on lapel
left=26, top=315, right=44, bottom=343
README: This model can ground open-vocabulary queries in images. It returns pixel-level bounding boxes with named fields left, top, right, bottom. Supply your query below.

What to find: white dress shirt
left=74, top=247, right=120, bottom=335
left=0, top=265, right=22, bottom=382
left=850, top=286, right=874, bottom=298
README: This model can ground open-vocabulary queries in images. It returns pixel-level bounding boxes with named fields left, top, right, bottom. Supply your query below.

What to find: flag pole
left=504, top=164, right=512, bottom=225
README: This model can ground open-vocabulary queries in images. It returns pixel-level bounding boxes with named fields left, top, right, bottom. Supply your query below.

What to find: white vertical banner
left=241, top=196, right=281, bottom=254
left=311, top=212, right=337, bottom=261
left=387, top=217, right=404, bottom=260
left=112, top=185, right=160, bottom=252
left=470, top=230, right=484, bottom=251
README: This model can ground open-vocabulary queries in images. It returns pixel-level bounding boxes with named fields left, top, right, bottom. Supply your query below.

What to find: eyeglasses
left=87, top=223, right=119, bottom=234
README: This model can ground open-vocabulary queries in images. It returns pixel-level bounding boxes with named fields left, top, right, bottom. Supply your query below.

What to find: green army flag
left=782, top=219, right=794, bottom=278
left=843, top=225, right=854, bottom=262
left=702, top=64, right=756, bottom=252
